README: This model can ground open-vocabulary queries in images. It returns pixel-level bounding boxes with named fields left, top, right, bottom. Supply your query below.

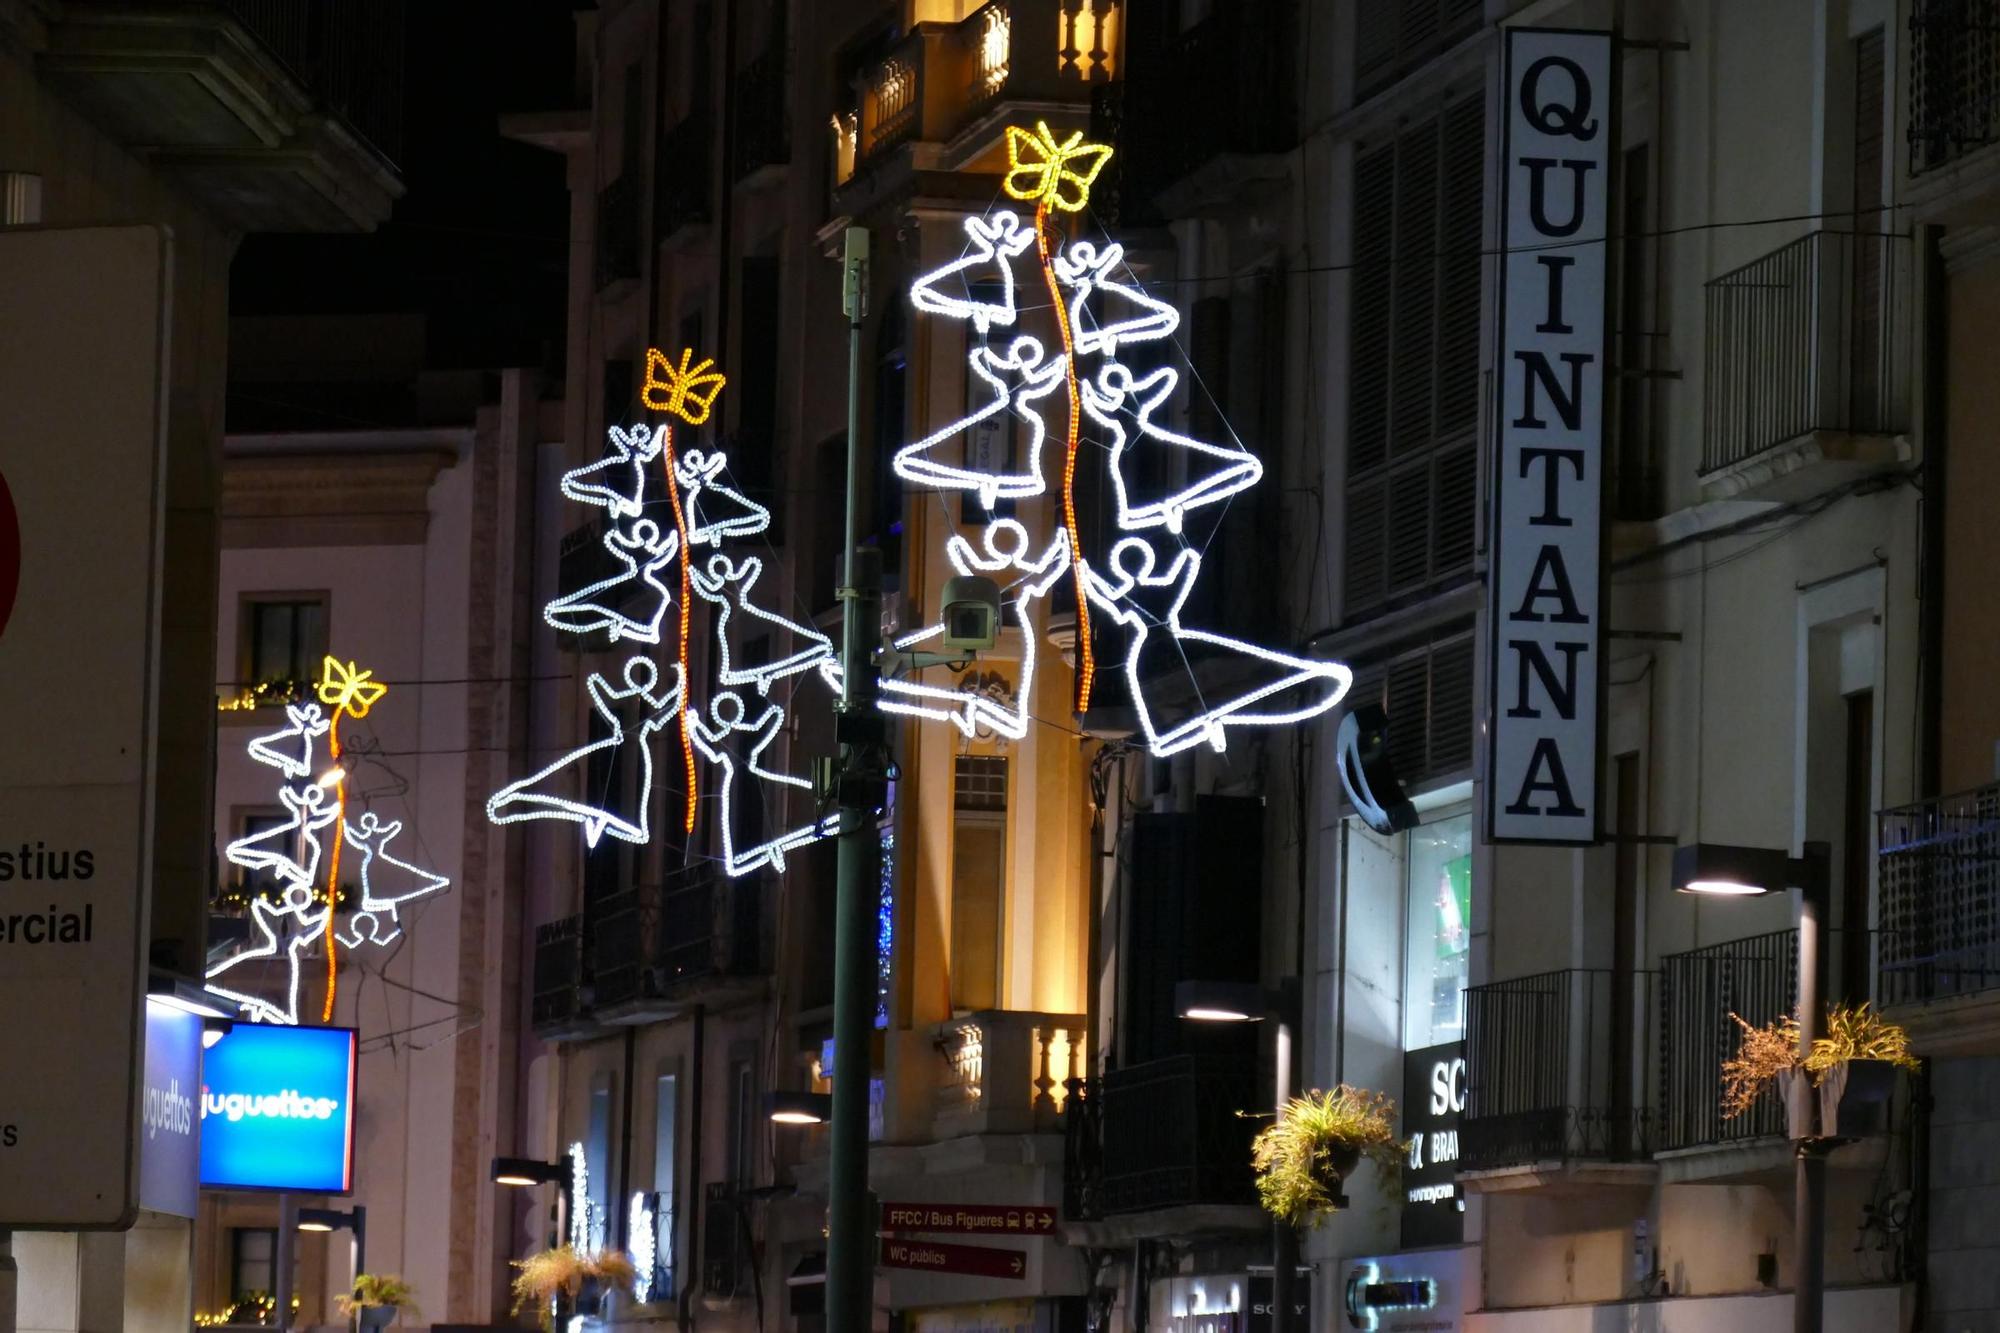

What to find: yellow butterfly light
left=317, top=656, right=388, bottom=719
left=642, top=347, right=729, bottom=425
left=1003, top=121, right=1113, bottom=214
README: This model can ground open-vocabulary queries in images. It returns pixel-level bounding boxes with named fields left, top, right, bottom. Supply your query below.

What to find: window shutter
left=1437, top=95, right=1484, bottom=443
left=1390, top=123, right=1439, bottom=460
left=1357, top=0, right=1483, bottom=96
left=1344, top=625, right=1477, bottom=791
left=1349, top=146, right=1395, bottom=476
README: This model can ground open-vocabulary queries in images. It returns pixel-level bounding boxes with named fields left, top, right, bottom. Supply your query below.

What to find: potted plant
left=336, top=1274, right=419, bottom=1328
left=1721, top=1003, right=1919, bottom=1140
left=1251, top=1085, right=1400, bottom=1227
left=511, top=1245, right=639, bottom=1328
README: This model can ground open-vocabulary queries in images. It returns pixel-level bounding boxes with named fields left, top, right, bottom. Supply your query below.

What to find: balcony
left=829, top=0, right=1119, bottom=211
left=1911, top=0, right=2000, bottom=178
left=595, top=175, right=641, bottom=290
left=532, top=914, right=599, bottom=1041
left=1699, top=229, right=1911, bottom=497
left=594, top=864, right=767, bottom=1024
left=1879, top=783, right=2000, bottom=1053
left=1461, top=969, right=1657, bottom=1191
left=1062, top=1056, right=1261, bottom=1241
left=38, top=0, right=403, bottom=231
left=931, top=1009, right=1085, bottom=1139
left=656, top=111, right=713, bottom=242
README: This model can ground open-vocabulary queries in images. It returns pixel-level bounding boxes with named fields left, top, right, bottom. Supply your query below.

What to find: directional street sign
left=879, top=1238, right=1028, bottom=1280
left=879, top=1202, right=1058, bottom=1236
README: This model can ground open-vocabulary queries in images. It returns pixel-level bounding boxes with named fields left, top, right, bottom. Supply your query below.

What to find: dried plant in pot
left=1721, top=1004, right=1918, bottom=1141
left=510, top=1246, right=638, bottom=1329
left=335, top=1274, right=419, bottom=1328
left=1251, top=1086, right=1400, bottom=1227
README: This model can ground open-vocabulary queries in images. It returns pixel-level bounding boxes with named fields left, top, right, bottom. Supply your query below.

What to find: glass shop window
left=1402, top=812, right=1472, bottom=1050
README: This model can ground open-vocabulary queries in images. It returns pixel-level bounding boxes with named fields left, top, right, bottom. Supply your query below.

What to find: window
left=586, top=1073, right=616, bottom=1252
left=653, top=1072, right=678, bottom=1296
left=1344, top=627, right=1476, bottom=787
left=242, top=596, right=327, bottom=692
left=231, top=1227, right=277, bottom=1301
left=1402, top=812, right=1472, bottom=1050
left=725, top=1056, right=756, bottom=1185
left=950, top=756, right=1008, bottom=1012
left=1355, top=0, right=1482, bottom=97
left=1343, top=96, right=1482, bottom=618
left=1611, top=141, right=1661, bottom=519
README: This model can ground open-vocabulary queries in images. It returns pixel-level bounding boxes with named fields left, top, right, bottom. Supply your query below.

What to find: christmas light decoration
left=1084, top=537, right=1352, bottom=757
left=689, top=691, right=840, bottom=877
left=542, top=518, right=681, bottom=643
left=486, top=658, right=685, bottom=849
left=207, top=657, right=449, bottom=1024
left=691, top=553, right=834, bottom=694
left=1080, top=363, right=1264, bottom=535
left=1054, top=239, right=1179, bottom=359
left=561, top=423, right=661, bottom=520
left=909, top=211, right=1035, bottom=334
left=1002, top=121, right=1112, bottom=215
left=890, top=337, right=1068, bottom=510
left=677, top=448, right=771, bottom=546
left=629, top=1194, right=657, bottom=1303
left=641, top=346, right=728, bottom=425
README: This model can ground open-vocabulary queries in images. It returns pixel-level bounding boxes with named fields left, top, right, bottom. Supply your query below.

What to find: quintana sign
left=1487, top=29, right=1612, bottom=845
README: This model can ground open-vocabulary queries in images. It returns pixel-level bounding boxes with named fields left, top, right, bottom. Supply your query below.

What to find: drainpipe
left=618, top=1027, right=637, bottom=1246
left=678, top=1004, right=706, bottom=1332
left=1918, top=223, right=1945, bottom=801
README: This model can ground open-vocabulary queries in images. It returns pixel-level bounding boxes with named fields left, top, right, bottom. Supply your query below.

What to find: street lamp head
left=201, top=1016, right=234, bottom=1049
left=766, top=1091, right=834, bottom=1126
left=491, top=1155, right=565, bottom=1187
left=1671, top=843, right=1806, bottom=897
left=296, top=1206, right=359, bottom=1234
left=1175, top=980, right=1270, bottom=1024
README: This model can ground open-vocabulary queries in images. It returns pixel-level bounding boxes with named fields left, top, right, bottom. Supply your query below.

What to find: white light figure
left=910, top=210, right=1036, bottom=334
left=560, top=423, right=661, bottom=519
left=690, top=691, right=840, bottom=877
left=1081, top=363, right=1264, bottom=535
left=221, top=783, right=339, bottom=889
left=246, top=701, right=330, bottom=779
left=676, top=448, right=771, bottom=546
left=629, top=1193, right=657, bottom=1303
left=332, top=813, right=452, bottom=949
left=486, top=658, right=685, bottom=848
left=890, top=337, right=1068, bottom=511
left=1084, top=537, right=1352, bottom=756
left=542, top=518, right=681, bottom=643
left=1055, top=238, right=1180, bottom=358
left=874, top=521, right=1070, bottom=741
left=205, top=885, right=331, bottom=1026
left=690, top=553, right=834, bottom=694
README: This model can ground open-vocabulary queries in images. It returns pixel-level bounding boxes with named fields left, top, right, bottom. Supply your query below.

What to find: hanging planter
left=335, top=1274, right=419, bottom=1329
left=510, top=1246, right=638, bottom=1330
left=1251, top=1086, right=1400, bottom=1227
left=1721, top=1003, right=1918, bottom=1140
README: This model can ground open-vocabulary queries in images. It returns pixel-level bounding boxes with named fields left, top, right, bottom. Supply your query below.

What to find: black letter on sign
left=1510, top=545, right=1588, bottom=623
left=1513, top=351, right=1592, bottom=430
left=1519, top=55, right=1599, bottom=140
left=1536, top=255, right=1575, bottom=333
left=1521, top=158, right=1599, bottom=238
left=1507, top=639, right=1586, bottom=719
left=1520, top=447, right=1585, bottom=526
left=1505, top=737, right=1587, bottom=817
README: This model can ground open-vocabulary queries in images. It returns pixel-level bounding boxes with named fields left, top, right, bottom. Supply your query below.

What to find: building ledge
left=220, top=442, right=458, bottom=548
left=1884, top=989, right=2000, bottom=1057
left=500, top=108, right=590, bottom=154
left=1460, top=1160, right=1657, bottom=1195
left=1656, top=1135, right=1884, bottom=1185
left=1061, top=1204, right=1266, bottom=1247
left=38, top=5, right=402, bottom=231
left=1696, top=430, right=1910, bottom=504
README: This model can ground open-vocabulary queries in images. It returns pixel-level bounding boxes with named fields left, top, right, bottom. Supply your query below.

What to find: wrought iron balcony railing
left=531, top=914, right=591, bottom=1035
left=1701, top=229, right=1910, bottom=473
left=589, top=864, right=765, bottom=1014
left=1063, top=1055, right=1259, bottom=1219
left=1659, top=931, right=1798, bottom=1152
left=1462, top=968, right=1656, bottom=1172
left=1880, top=783, right=2000, bottom=1006
left=221, top=0, right=406, bottom=164
left=1910, top=0, right=2000, bottom=176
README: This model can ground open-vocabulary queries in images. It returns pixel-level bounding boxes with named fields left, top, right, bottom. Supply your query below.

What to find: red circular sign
left=0, top=469, right=17, bottom=643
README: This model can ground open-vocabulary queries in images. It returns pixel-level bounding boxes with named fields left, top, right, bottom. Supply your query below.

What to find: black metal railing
left=595, top=176, right=641, bottom=289
left=222, top=0, right=405, bottom=164
left=733, top=34, right=789, bottom=180
left=702, top=1182, right=750, bottom=1300
left=591, top=887, right=655, bottom=1010
left=1880, top=783, right=2000, bottom=1006
left=1701, top=229, right=1909, bottom=473
left=1063, top=1055, right=1259, bottom=1218
left=532, top=914, right=590, bottom=1031
left=657, top=111, right=714, bottom=236
left=658, top=862, right=763, bottom=984
left=1910, top=0, right=2000, bottom=176
left=1462, top=968, right=1655, bottom=1171
left=1659, top=931, right=1798, bottom=1151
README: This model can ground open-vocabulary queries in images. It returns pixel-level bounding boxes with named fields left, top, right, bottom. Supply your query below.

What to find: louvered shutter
left=1343, top=625, right=1477, bottom=792
left=1357, top=0, right=1484, bottom=96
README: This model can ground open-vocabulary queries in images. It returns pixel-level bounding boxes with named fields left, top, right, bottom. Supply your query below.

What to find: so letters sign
left=1487, top=30, right=1612, bottom=845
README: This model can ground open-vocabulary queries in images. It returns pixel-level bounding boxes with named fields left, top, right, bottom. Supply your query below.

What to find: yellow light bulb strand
left=321, top=708, right=344, bottom=1023
left=658, top=425, right=699, bottom=835
left=1035, top=199, right=1094, bottom=713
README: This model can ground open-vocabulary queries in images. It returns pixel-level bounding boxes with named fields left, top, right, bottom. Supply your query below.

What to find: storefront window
left=1403, top=812, right=1471, bottom=1050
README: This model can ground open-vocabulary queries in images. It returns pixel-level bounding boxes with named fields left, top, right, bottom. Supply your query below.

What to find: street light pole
left=1792, top=842, right=1831, bottom=1333
left=827, top=224, right=883, bottom=1333
left=1271, top=980, right=1300, bottom=1333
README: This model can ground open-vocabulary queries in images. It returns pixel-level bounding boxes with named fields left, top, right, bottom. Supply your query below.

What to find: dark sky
left=230, top=2, right=581, bottom=382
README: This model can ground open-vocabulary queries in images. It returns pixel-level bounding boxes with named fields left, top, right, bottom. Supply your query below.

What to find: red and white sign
left=880, top=1202, right=1057, bottom=1235
left=880, top=1238, right=1028, bottom=1280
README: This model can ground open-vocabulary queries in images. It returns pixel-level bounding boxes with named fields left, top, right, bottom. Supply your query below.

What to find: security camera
left=939, top=574, right=1002, bottom=652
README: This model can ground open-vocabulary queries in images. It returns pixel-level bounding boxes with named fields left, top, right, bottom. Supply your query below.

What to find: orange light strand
left=1036, top=200, right=1094, bottom=714
left=321, top=708, right=345, bottom=1023
left=658, top=425, right=698, bottom=834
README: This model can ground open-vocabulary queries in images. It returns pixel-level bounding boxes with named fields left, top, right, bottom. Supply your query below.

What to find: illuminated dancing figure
left=332, top=813, right=452, bottom=948
left=542, top=518, right=680, bottom=643
left=690, top=692, right=840, bottom=877
left=691, top=552, right=834, bottom=694
left=884, top=121, right=1352, bottom=747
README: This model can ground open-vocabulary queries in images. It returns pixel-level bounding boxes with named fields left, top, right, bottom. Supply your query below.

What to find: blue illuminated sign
left=198, top=1025, right=356, bottom=1193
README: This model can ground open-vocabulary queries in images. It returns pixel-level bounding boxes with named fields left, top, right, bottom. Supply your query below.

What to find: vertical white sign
left=1488, top=30, right=1612, bottom=845
left=0, top=226, right=168, bottom=1226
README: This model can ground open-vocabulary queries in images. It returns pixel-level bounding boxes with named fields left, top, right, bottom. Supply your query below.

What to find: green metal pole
left=828, top=225, right=882, bottom=1333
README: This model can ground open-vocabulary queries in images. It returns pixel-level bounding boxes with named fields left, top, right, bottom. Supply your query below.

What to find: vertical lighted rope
left=1033, top=199, right=1094, bottom=714
left=1001, top=121, right=1113, bottom=716
left=659, top=425, right=698, bottom=835
left=321, top=708, right=344, bottom=1022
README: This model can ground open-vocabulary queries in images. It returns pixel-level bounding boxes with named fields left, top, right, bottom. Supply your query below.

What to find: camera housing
left=938, top=574, right=1002, bottom=651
